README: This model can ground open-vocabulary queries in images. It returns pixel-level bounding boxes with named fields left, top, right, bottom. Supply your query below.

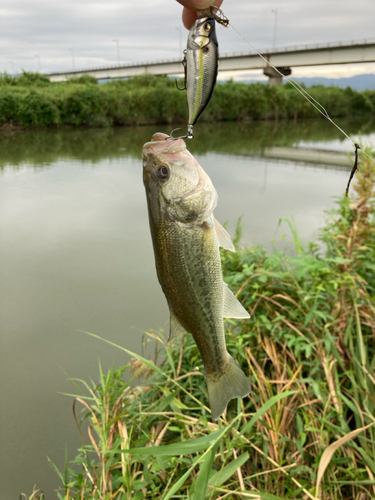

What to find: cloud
left=1, top=0, right=374, bottom=76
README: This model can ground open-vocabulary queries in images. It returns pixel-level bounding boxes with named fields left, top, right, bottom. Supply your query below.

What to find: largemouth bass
left=142, top=132, right=250, bottom=420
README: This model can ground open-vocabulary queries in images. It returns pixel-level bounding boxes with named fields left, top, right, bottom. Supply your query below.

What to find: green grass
left=1, top=72, right=374, bottom=129
left=25, top=150, right=375, bottom=500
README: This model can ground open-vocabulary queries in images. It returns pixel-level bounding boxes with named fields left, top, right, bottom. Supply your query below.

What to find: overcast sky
left=2, top=0, right=375, bottom=79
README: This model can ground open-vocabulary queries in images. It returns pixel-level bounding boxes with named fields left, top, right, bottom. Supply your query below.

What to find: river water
left=1, top=118, right=374, bottom=498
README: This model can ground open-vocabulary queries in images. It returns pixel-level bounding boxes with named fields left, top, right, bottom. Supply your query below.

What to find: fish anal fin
left=207, top=355, right=250, bottom=420
left=214, top=219, right=235, bottom=252
left=223, top=283, right=250, bottom=319
left=168, top=311, right=189, bottom=342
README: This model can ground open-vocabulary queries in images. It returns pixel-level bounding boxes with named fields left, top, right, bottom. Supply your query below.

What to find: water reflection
left=1, top=116, right=374, bottom=169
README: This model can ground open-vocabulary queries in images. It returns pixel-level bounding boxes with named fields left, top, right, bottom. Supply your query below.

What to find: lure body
left=185, top=15, right=218, bottom=138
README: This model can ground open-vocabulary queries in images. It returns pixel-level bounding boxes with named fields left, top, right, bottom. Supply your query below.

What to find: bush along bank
left=1, top=71, right=375, bottom=128
left=25, top=150, right=375, bottom=500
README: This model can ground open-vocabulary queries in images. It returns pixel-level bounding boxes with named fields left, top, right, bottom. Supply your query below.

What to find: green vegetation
left=25, top=151, right=375, bottom=499
left=1, top=72, right=375, bottom=129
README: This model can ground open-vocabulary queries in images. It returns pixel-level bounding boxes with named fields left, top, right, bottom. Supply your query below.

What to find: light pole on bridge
left=35, top=55, right=41, bottom=72
left=113, top=39, right=121, bottom=66
left=69, top=47, right=75, bottom=71
left=176, top=26, right=182, bottom=57
left=272, top=8, right=278, bottom=49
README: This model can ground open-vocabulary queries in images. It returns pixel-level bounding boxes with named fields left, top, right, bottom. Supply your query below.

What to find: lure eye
left=156, top=165, right=170, bottom=180
left=204, top=22, right=211, bottom=31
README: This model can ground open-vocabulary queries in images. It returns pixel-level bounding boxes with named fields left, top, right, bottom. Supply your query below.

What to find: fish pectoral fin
left=168, top=312, right=189, bottom=342
left=222, top=283, right=250, bottom=319
left=214, top=219, right=235, bottom=252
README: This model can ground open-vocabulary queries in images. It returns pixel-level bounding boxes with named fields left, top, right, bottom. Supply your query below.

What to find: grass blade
left=191, top=442, right=219, bottom=500
left=161, top=415, right=242, bottom=499
left=239, top=391, right=297, bottom=437
left=208, top=451, right=249, bottom=487
left=315, top=421, right=375, bottom=497
left=121, top=427, right=228, bottom=456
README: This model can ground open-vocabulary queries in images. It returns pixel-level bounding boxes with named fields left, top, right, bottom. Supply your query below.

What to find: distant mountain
left=236, top=73, right=375, bottom=91
left=292, top=74, right=375, bottom=91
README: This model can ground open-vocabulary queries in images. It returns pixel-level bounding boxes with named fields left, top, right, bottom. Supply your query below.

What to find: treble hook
left=164, top=127, right=194, bottom=141
left=210, top=6, right=229, bottom=27
left=175, top=50, right=187, bottom=91
left=175, top=79, right=186, bottom=91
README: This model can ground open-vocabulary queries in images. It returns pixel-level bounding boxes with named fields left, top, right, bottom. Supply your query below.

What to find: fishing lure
left=177, top=7, right=229, bottom=139
left=345, top=143, right=361, bottom=196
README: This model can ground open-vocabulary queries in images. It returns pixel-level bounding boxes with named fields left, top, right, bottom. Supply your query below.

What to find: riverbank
left=1, top=72, right=375, bottom=128
left=26, top=151, right=375, bottom=499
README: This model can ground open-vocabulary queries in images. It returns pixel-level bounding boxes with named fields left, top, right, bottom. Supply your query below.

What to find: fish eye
left=156, top=165, right=170, bottom=180
left=204, top=22, right=211, bottom=31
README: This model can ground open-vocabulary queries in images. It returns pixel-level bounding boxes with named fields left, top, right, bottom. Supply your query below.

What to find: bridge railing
left=45, top=37, right=375, bottom=77
left=228, top=37, right=375, bottom=56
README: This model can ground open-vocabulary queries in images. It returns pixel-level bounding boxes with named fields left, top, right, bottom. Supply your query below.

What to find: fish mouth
left=142, top=154, right=155, bottom=185
left=142, top=134, right=187, bottom=184
left=151, top=132, right=169, bottom=142
left=142, top=133, right=186, bottom=158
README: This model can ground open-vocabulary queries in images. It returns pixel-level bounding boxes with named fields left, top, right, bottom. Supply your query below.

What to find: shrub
left=66, top=75, right=98, bottom=85
left=17, top=90, right=59, bottom=126
left=0, top=75, right=374, bottom=128
left=0, top=88, right=23, bottom=123
left=16, top=71, right=51, bottom=87
left=56, top=85, right=112, bottom=126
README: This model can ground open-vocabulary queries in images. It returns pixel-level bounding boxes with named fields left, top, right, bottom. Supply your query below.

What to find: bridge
left=261, top=146, right=352, bottom=168
left=45, top=38, right=375, bottom=85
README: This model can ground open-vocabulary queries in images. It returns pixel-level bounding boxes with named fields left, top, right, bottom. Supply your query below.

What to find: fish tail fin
left=207, top=355, right=250, bottom=421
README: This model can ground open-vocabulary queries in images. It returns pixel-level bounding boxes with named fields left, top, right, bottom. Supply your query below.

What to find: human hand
left=176, top=0, right=224, bottom=30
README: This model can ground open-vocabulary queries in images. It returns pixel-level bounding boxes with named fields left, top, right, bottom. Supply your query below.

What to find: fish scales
left=155, top=218, right=226, bottom=375
left=143, top=132, right=250, bottom=420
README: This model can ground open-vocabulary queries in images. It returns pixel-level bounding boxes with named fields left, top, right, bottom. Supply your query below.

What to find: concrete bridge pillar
left=263, top=65, right=292, bottom=86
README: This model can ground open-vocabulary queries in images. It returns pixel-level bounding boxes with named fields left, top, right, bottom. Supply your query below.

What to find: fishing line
left=215, top=9, right=375, bottom=168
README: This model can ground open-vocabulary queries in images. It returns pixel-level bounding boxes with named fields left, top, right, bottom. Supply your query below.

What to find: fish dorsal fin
left=222, top=283, right=250, bottom=319
left=168, top=311, right=189, bottom=342
left=214, top=219, right=235, bottom=252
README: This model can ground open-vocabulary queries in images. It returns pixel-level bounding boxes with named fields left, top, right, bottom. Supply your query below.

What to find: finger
left=176, top=0, right=215, bottom=10
left=182, top=8, right=198, bottom=30
left=181, top=0, right=224, bottom=30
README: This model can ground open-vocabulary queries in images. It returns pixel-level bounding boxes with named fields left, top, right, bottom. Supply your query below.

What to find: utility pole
left=113, top=39, right=120, bottom=66
left=175, top=26, right=182, bottom=56
left=35, top=55, right=41, bottom=72
left=69, top=47, right=75, bottom=71
left=272, top=8, right=278, bottom=49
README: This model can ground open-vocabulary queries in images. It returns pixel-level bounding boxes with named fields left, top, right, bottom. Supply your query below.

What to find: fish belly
left=151, top=218, right=250, bottom=420
left=154, top=219, right=228, bottom=372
